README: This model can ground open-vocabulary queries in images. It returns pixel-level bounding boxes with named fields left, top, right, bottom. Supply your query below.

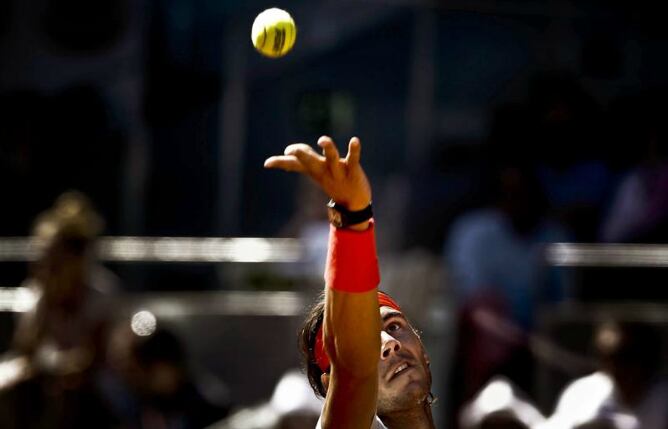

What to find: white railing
left=0, top=237, right=303, bottom=263
left=545, top=243, right=668, bottom=267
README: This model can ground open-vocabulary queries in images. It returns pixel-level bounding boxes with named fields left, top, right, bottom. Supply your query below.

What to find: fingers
left=264, top=143, right=323, bottom=175
left=283, top=143, right=316, bottom=157
left=264, top=137, right=362, bottom=178
left=345, top=137, right=361, bottom=167
left=318, top=136, right=343, bottom=180
left=283, top=143, right=324, bottom=174
left=263, top=156, right=306, bottom=173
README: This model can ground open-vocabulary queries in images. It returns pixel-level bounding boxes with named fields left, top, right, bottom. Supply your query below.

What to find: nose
left=380, top=331, right=402, bottom=360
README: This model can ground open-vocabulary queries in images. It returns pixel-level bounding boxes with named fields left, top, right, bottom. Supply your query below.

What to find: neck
left=380, top=399, right=435, bottom=429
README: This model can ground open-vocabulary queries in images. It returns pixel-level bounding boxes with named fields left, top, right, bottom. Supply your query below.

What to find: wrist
left=327, top=200, right=373, bottom=229
left=344, top=199, right=372, bottom=212
left=347, top=220, right=370, bottom=231
left=325, top=219, right=380, bottom=293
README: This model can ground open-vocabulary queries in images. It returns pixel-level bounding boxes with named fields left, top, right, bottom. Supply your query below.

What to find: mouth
left=387, top=361, right=411, bottom=381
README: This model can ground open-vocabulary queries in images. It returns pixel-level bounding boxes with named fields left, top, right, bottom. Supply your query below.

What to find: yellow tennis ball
left=251, top=8, right=297, bottom=58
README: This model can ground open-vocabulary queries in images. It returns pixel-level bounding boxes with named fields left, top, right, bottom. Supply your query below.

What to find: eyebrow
left=382, top=311, right=407, bottom=323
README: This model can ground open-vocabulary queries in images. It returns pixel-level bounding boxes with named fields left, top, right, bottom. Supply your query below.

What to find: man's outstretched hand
left=264, top=136, right=372, bottom=214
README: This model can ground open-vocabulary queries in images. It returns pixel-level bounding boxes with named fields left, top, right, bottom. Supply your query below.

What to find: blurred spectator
left=538, top=321, right=668, bottom=429
left=12, top=191, right=118, bottom=364
left=528, top=72, right=612, bottom=242
left=445, top=162, right=568, bottom=422
left=600, top=91, right=668, bottom=243
left=460, top=377, right=545, bottom=429
left=210, top=368, right=321, bottom=429
left=0, top=191, right=118, bottom=428
left=101, top=323, right=230, bottom=429
left=478, top=413, right=530, bottom=429
left=280, top=177, right=330, bottom=280
left=447, top=164, right=567, bottom=328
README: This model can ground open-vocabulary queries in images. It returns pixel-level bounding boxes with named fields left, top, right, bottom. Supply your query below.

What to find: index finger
left=263, top=155, right=306, bottom=173
left=284, top=143, right=325, bottom=175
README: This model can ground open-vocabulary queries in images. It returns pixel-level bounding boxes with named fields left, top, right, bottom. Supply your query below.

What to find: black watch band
left=326, top=199, right=373, bottom=228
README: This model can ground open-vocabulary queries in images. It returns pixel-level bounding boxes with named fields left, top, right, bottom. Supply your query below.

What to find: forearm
left=321, top=222, right=381, bottom=429
left=323, top=222, right=381, bottom=377
left=325, top=288, right=380, bottom=376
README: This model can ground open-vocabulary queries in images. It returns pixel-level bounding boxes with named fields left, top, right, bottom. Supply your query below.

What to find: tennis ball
left=251, top=8, right=297, bottom=58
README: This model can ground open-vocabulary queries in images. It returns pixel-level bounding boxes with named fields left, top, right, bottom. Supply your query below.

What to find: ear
left=320, top=372, right=330, bottom=392
left=424, top=353, right=430, bottom=366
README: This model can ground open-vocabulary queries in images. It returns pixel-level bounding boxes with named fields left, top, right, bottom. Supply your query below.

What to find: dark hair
left=299, top=292, right=327, bottom=397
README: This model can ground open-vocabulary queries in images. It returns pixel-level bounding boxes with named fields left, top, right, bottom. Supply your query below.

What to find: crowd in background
left=441, top=76, right=668, bottom=427
left=0, top=193, right=230, bottom=428
left=1, top=1, right=668, bottom=428
left=0, top=77, right=666, bottom=427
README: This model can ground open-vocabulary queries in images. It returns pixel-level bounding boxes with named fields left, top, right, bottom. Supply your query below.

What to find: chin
left=378, top=378, right=430, bottom=413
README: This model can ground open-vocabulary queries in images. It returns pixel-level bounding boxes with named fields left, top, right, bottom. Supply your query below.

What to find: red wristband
left=324, top=219, right=380, bottom=293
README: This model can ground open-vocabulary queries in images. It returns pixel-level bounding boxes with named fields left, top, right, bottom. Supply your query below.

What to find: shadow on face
left=376, top=306, right=432, bottom=414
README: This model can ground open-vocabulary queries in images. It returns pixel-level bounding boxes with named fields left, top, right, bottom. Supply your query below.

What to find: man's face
left=376, top=306, right=432, bottom=414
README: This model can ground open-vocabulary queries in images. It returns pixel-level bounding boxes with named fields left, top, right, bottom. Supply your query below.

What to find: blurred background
left=1, top=0, right=668, bottom=428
